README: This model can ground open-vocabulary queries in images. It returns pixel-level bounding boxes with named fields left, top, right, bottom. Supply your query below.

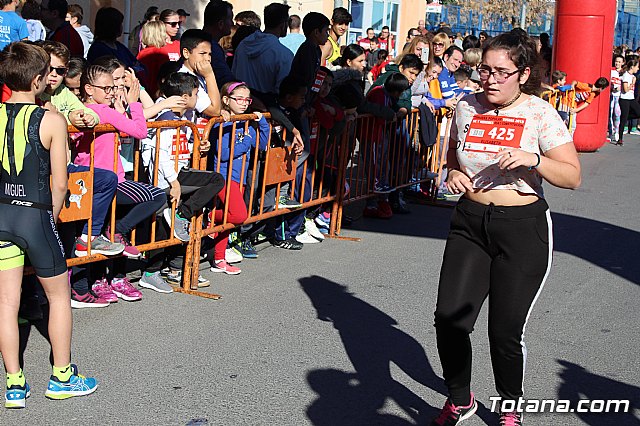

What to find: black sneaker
left=278, top=195, right=302, bottom=209
left=271, top=238, right=303, bottom=250
left=431, top=393, right=477, bottom=425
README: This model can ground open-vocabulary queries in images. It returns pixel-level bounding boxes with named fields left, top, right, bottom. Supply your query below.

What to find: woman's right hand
left=446, top=168, right=473, bottom=194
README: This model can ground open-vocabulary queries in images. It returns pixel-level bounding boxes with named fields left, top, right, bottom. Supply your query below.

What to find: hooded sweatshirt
left=232, top=31, right=294, bottom=96
left=210, top=115, right=271, bottom=184
left=331, top=68, right=395, bottom=121
left=73, top=25, right=93, bottom=57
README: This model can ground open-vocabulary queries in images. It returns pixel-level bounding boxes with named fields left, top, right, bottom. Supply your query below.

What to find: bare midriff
left=463, top=188, right=540, bottom=206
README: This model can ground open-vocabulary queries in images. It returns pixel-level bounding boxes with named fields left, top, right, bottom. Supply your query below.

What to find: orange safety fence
left=180, top=113, right=345, bottom=288
left=541, top=88, right=576, bottom=130
left=60, top=120, right=211, bottom=297
left=34, top=108, right=452, bottom=296
left=330, top=108, right=450, bottom=236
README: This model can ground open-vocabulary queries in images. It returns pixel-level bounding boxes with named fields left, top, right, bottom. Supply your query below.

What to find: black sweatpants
left=434, top=197, right=552, bottom=405
left=175, top=168, right=225, bottom=220
left=146, top=168, right=224, bottom=273
left=618, top=98, right=640, bottom=144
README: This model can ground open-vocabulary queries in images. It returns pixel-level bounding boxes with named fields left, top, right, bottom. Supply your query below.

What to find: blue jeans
left=274, top=157, right=313, bottom=241
left=67, top=164, right=118, bottom=236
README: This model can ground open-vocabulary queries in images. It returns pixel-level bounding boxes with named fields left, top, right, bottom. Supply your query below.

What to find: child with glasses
left=36, top=41, right=127, bottom=308
left=74, top=64, right=167, bottom=300
left=206, top=81, right=271, bottom=274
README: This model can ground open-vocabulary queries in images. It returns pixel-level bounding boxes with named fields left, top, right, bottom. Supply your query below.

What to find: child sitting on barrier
left=140, top=72, right=225, bottom=290
left=37, top=42, right=124, bottom=256
left=75, top=64, right=166, bottom=300
left=207, top=81, right=271, bottom=274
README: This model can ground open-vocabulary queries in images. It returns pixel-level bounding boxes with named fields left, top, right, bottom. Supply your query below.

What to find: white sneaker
left=296, top=231, right=320, bottom=244
left=226, top=247, right=243, bottom=264
left=304, top=218, right=325, bottom=241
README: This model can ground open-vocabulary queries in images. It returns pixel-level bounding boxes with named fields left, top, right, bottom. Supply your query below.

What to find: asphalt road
left=1, top=139, right=638, bottom=425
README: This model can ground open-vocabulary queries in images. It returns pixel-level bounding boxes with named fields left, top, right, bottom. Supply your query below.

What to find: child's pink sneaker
left=210, top=260, right=241, bottom=275
left=110, top=277, right=143, bottom=301
left=91, top=278, right=118, bottom=303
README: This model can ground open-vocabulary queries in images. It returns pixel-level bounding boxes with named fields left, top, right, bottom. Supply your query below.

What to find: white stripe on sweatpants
left=520, top=209, right=553, bottom=393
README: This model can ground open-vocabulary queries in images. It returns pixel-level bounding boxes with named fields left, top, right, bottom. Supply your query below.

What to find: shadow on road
left=556, top=360, right=640, bottom=426
left=300, top=275, right=445, bottom=426
left=348, top=205, right=640, bottom=286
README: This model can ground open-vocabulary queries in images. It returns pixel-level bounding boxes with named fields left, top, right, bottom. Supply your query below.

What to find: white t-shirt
left=450, top=94, right=573, bottom=198
left=620, top=72, right=635, bottom=100
left=610, top=68, right=621, bottom=95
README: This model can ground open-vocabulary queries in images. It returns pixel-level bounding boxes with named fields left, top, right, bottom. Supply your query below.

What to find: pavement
left=2, top=138, right=639, bottom=425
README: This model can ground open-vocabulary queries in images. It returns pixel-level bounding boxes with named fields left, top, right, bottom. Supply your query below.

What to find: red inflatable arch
left=553, top=0, right=617, bottom=152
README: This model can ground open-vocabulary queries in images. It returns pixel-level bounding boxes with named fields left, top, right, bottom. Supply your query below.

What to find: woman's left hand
left=495, top=149, right=539, bottom=171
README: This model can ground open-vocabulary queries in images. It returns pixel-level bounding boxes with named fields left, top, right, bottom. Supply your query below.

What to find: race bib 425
left=463, top=114, right=526, bottom=154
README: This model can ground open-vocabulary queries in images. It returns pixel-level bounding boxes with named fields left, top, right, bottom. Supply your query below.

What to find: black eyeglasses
left=90, top=84, right=116, bottom=94
left=49, top=66, right=67, bottom=76
left=164, top=21, right=180, bottom=27
left=477, top=67, right=521, bottom=83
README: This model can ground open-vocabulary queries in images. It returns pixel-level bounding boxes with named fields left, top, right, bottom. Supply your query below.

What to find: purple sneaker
left=91, top=278, right=118, bottom=303
left=112, top=233, right=141, bottom=258
left=110, top=277, right=142, bottom=301
left=71, top=288, right=110, bottom=309
left=431, top=392, right=477, bottom=425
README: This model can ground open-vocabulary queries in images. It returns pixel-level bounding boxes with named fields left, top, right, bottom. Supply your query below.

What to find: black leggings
left=618, top=98, right=640, bottom=143
left=434, top=197, right=552, bottom=405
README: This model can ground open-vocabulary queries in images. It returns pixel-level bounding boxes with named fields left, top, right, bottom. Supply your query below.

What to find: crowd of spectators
left=0, top=0, right=610, bottom=305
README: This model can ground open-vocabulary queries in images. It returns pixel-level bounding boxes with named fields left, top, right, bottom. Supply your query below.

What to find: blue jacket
left=211, top=116, right=271, bottom=183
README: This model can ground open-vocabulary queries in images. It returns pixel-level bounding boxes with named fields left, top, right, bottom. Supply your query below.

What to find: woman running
left=430, top=31, right=581, bottom=426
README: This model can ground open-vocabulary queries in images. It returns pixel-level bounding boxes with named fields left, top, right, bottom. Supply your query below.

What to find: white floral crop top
left=450, top=93, right=573, bottom=198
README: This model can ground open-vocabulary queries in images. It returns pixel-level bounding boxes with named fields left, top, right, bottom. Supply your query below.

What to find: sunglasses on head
left=164, top=21, right=180, bottom=27
left=49, top=66, right=67, bottom=76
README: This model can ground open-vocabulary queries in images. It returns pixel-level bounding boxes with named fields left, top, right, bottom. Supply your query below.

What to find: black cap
left=177, top=8, right=190, bottom=17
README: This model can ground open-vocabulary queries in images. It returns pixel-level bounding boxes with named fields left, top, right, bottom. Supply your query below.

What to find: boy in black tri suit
left=0, top=41, right=97, bottom=409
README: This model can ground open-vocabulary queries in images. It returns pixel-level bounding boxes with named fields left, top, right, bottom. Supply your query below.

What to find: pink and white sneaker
left=112, top=233, right=141, bottom=258
left=91, top=278, right=118, bottom=303
left=210, top=260, right=241, bottom=275
left=499, top=411, right=522, bottom=426
left=110, top=277, right=143, bottom=301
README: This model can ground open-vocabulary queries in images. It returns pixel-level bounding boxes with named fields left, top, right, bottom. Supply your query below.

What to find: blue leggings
left=115, top=180, right=166, bottom=235
left=67, top=164, right=118, bottom=236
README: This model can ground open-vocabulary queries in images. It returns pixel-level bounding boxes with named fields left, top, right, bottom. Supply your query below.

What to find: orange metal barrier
left=61, top=120, right=215, bottom=298
left=44, top=107, right=452, bottom=296
left=542, top=88, right=576, bottom=130
left=329, top=108, right=449, bottom=237
left=181, top=113, right=344, bottom=288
